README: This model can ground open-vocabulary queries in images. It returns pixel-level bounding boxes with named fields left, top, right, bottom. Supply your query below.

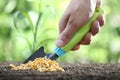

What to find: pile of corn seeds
left=10, top=58, right=64, bottom=72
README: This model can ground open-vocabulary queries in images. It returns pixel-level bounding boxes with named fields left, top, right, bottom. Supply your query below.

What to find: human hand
left=56, top=0, right=105, bottom=50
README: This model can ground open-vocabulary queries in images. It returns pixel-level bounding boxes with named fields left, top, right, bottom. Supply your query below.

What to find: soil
left=0, top=62, right=120, bottom=80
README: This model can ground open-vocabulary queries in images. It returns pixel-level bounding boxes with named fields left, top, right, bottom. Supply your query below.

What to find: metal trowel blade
left=23, top=46, right=46, bottom=63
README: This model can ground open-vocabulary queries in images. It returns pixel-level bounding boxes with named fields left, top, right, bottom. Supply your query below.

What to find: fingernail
left=56, top=39, right=64, bottom=47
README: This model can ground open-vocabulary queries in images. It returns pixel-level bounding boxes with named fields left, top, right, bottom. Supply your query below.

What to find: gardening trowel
left=23, top=8, right=103, bottom=63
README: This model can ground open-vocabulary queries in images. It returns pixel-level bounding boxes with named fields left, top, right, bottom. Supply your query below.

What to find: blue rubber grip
left=54, top=46, right=66, bottom=56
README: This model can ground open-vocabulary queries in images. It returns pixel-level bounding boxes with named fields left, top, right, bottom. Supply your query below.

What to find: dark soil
left=0, top=62, right=120, bottom=80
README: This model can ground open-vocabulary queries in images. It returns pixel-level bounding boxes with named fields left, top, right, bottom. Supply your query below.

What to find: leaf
left=22, top=11, right=34, bottom=33
left=13, top=11, right=21, bottom=32
left=33, top=12, right=43, bottom=50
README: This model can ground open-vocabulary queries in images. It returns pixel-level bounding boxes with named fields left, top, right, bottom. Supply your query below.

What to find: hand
left=56, top=0, right=105, bottom=50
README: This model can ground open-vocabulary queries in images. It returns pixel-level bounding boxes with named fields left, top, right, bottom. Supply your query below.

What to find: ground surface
left=0, top=62, right=120, bottom=80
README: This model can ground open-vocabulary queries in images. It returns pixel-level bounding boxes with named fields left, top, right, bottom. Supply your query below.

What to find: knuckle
left=85, top=38, right=91, bottom=45
left=85, top=33, right=92, bottom=45
left=67, top=19, right=74, bottom=25
left=62, top=33, right=71, bottom=40
left=87, top=39, right=91, bottom=44
left=98, top=14, right=105, bottom=26
left=91, top=20, right=100, bottom=35
left=67, top=20, right=79, bottom=29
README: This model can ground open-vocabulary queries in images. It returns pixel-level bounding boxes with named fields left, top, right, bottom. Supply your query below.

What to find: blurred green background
left=0, top=0, right=120, bottom=63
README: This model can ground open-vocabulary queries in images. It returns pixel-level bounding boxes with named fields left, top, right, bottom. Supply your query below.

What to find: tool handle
left=61, top=8, right=103, bottom=52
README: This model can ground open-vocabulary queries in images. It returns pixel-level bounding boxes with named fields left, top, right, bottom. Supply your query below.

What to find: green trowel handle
left=61, top=8, right=103, bottom=52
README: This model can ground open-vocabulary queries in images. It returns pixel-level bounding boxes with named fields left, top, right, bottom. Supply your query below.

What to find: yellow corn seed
left=10, top=58, right=64, bottom=72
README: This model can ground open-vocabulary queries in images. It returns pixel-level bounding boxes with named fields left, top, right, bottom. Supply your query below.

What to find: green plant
left=13, top=10, right=56, bottom=54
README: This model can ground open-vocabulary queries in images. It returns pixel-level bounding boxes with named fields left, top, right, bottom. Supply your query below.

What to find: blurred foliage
left=0, top=0, right=120, bottom=63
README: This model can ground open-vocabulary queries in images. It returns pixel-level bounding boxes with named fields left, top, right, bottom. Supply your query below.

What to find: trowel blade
left=23, top=46, right=46, bottom=63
